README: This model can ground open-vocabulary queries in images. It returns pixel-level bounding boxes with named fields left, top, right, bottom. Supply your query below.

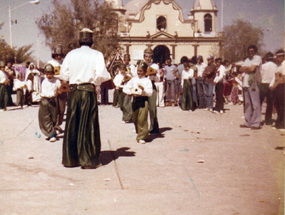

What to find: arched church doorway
left=153, top=45, right=170, bottom=65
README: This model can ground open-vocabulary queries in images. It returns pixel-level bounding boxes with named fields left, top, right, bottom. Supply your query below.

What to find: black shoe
left=251, top=126, right=262, bottom=130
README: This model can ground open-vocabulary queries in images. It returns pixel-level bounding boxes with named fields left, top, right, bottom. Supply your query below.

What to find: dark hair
left=79, top=41, right=93, bottom=47
left=138, top=61, right=148, bottom=72
left=180, top=56, right=188, bottom=64
left=183, top=62, right=190, bottom=68
left=223, top=59, right=229, bottom=64
left=276, top=49, right=285, bottom=55
left=247, top=45, right=258, bottom=53
left=215, top=58, right=222, bottom=63
left=265, top=52, right=274, bottom=62
left=191, top=56, right=197, bottom=64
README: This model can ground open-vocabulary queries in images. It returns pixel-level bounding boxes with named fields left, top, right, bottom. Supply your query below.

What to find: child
left=123, top=61, right=153, bottom=144
left=0, top=61, right=8, bottom=111
left=114, top=64, right=132, bottom=123
left=13, top=73, right=27, bottom=108
left=181, top=62, right=195, bottom=111
left=38, top=64, right=62, bottom=142
left=231, top=73, right=243, bottom=105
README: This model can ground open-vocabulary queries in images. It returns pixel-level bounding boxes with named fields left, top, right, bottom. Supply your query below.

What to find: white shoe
left=278, top=128, right=285, bottom=132
left=121, top=121, right=126, bottom=124
left=138, top=139, right=145, bottom=144
left=213, top=110, right=219, bottom=114
left=0, top=109, right=4, bottom=112
left=209, top=109, right=213, bottom=112
left=220, top=110, right=224, bottom=114
left=49, top=137, right=57, bottom=142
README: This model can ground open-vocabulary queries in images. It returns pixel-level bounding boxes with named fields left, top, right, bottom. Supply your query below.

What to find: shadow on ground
left=100, top=147, right=136, bottom=166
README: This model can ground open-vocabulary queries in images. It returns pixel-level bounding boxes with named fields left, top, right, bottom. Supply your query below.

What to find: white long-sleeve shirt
left=181, top=69, right=194, bottom=86
left=113, top=73, right=131, bottom=89
left=0, top=70, right=7, bottom=84
left=60, top=46, right=111, bottom=85
left=196, top=62, right=207, bottom=77
left=123, top=76, right=153, bottom=97
left=270, top=60, right=285, bottom=87
left=13, top=79, right=26, bottom=91
left=214, top=65, right=226, bottom=83
left=40, top=77, right=61, bottom=98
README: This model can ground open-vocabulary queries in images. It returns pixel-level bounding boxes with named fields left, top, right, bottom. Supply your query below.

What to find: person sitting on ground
left=13, top=73, right=27, bottom=108
left=123, top=61, right=153, bottom=144
left=38, top=64, right=62, bottom=142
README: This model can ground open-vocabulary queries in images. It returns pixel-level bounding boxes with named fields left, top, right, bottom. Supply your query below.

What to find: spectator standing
left=269, top=50, right=285, bottom=130
left=181, top=62, right=195, bottom=111
left=196, top=56, right=207, bottom=108
left=0, top=61, right=8, bottom=111
left=164, top=58, right=177, bottom=106
left=213, top=58, right=226, bottom=113
left=174, top=56, right=189, bottom=106
left=202, top=56, right=216, bottom=112
left=239, top=45, right=262, bottom=129
left=259, top=52, right=277, bottom=125
left=5, top=61, right=16, bottom=106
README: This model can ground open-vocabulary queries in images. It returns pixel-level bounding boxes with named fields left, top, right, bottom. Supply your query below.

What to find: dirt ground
left=0, top=100, right=284, bottom=215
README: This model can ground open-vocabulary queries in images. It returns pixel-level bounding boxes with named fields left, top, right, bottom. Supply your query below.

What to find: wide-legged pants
left=38, top=97, right=57, bottom=138
left=132, top=97, right=149, bottom=141
left=0, top=84, right=8, bottom=109
left=62, top=90, right=101, bottom=167
left=148, top=83, right=159, bottom=133
left=181, top=79, right=194, bottom=111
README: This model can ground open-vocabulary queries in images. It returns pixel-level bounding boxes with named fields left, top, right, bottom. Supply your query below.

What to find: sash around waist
left=69, top=83, right=96, bottom=92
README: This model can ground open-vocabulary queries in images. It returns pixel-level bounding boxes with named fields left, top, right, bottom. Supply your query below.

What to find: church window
left=204, top=14, right=212, bottom=32
left=157, top=16, right=167, bottom=31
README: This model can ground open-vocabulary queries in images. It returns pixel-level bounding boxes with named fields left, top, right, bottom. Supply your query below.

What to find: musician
left=144, top=47, right=160, bottom=134
left=113, top=64, right=133, bottom=123
left=47, top=44, right=67, bottom=134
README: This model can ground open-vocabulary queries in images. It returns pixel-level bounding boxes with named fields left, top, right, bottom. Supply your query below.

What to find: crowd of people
left=112, top=45, right=285, bottom=133
left=0, top=30, right=284, bottom=168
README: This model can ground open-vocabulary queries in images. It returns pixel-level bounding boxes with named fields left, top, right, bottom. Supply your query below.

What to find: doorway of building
left=153, top=45, right=170, bottom=65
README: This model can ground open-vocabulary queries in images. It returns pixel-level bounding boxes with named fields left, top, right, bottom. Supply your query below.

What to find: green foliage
left=222, top=19, right=264, bottom=62
left=36, top=0, right=120, bottom=62
left=0, top=22, right=33, bottom=64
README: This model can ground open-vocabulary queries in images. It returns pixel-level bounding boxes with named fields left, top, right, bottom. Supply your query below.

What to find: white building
left=108, top=0, right=222, bottom=64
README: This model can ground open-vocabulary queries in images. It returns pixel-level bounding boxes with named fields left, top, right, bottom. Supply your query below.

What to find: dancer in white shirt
left=60, top=28, right=111, bottom=169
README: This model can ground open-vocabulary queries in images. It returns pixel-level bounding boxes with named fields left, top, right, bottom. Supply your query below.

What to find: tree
left=0, top=23, right=33, bottom=64
left=222, top=19, right=264, bottom=62
left=36, top=0, right=120, bottom=62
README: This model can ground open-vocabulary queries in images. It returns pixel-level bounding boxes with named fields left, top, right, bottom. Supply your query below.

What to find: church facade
left=109, top=0, right=222, bottom=64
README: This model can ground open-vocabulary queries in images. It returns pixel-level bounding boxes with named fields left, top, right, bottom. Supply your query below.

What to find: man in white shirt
left=0, top=61, right=8, bottom=111
left=269, top=50, right=285, bottom=130
left=259, top=52, right=277, bottom=125
left=213, top=58, right=226, bottom=113
left=196, top=56, right=207, bottom=108
left=239, top=45, right=262, bottom=129
left=60, top=28, right=111, bottom=169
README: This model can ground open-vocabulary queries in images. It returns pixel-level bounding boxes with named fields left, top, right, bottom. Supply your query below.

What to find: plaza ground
left=0, top=100, right=284, bottom=215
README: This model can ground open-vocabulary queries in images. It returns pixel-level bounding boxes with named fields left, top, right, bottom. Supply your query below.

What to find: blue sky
left=0, top=0, right=283, bottom=64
